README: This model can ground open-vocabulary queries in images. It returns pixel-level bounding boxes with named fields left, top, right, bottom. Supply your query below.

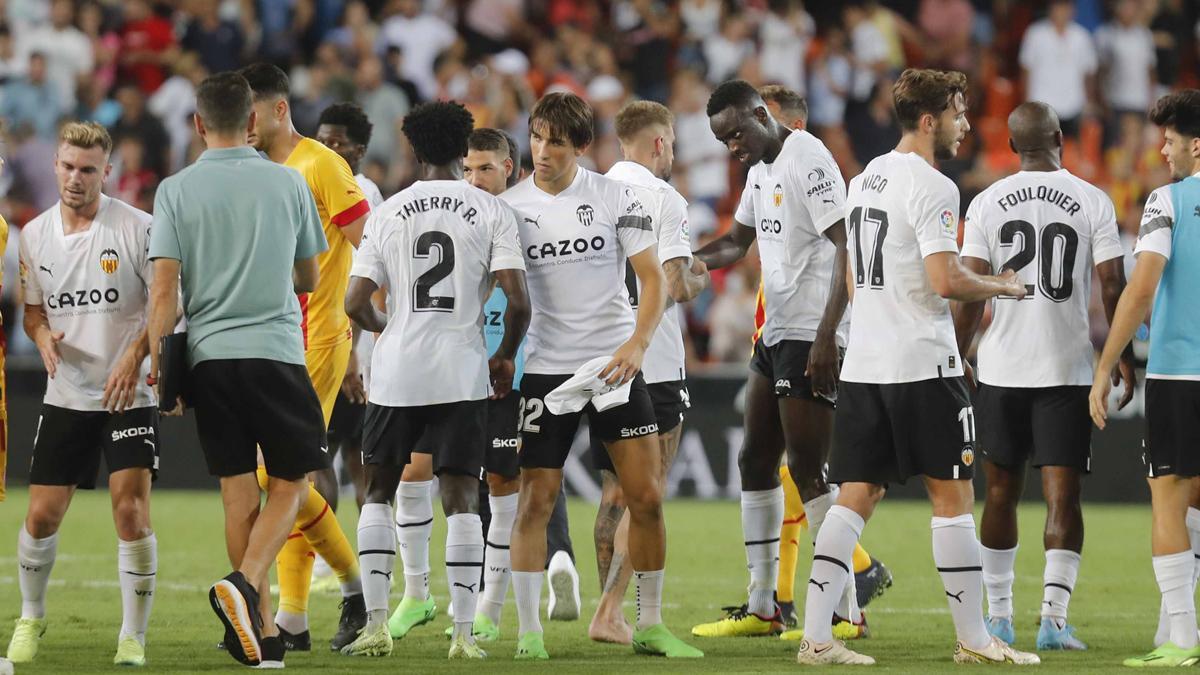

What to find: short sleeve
left=733, top=180, right=755, bottom=228
left=317, top=149, right=370, bottom=229
left=615, top=184, right=655, bottom=257
left=137, top=214, right=155, bottom=288
left=1135, top=186, right=1175, bottom=260
left=798, top=150, right=847, bottom=234
left=148, top=185, right=182, bottom=262
left=294, top=176, right=329, bottom=260
left=911, top=177, right=961, bottom=258
left=349, top=212, right=387, bottom=285
left=1018, top=27, right=1038, bottom=69
left=960, top=195, right=990, bottom=261
left=18, top=228, right=42, bottom=305
left=1089, top=191, right=1124, bottom=265
left=490, top=203, right=526, bottom=272
left=656, top=190, right=693, bottom=263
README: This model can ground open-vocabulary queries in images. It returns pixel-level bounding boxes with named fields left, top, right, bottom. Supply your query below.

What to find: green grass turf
left=0, top=488, right=1165, bottom=672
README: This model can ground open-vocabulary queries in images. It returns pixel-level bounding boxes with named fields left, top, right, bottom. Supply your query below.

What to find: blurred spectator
left=1151, top=0, right=1186, bottom=91
left=75, top=78, right=122, bottom=128
left=257, top=0, right=310, bottom=65
left=1097, top=0, right=1156, bottom=150
left=0, top=25, right=20, bottom=83
left=844, top=1, right=888, bottom=110
left=78, top=1, right=120, bottom=95
left=119, top=0, right=176, bottom=94
left=15, top=0, right=92, bottom=108
left=355, top=55, right=409, bottom=165
left=181, top=0, right=246, bottom=75
left=376, top=0, right=458, bottom=102
left=669, top=69, right=729, bottom=211
left=382, top=46, right=422, bottom=105
left=807, top=26, right=859, bottom=177
left=5, top=124, right=58, bottom=212
left=707, top=264, right=758, bottom=363
left=0, top=53, right=64, bottom=140
left=5, top=0, right=49, bottom=35
left=462, top=0, right=527, bottom=57
left=112, top=136, right=156, bottom=206
left=1019, top=0, right=1097, bottom=138
left=848, top=80, right=901, bottom=168
left=109, top=83, right=169, bottom=178
left=760, top=0, right=815, bottom=95
left=680, top=0, right=721, bottom=42
left=326, top=1, right=379, bottom=62
left=702, top=10, right=753, bottom=85
left=617, top=0, right=677, bottom=103
left=917, top=0, right=975, bottom=72
left=149, top=52, right=207, bottom=173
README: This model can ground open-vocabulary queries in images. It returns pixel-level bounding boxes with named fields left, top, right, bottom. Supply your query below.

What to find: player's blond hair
left=615, top=100, right=674, bottom=143
left=59, top=122, right=113, bottom=156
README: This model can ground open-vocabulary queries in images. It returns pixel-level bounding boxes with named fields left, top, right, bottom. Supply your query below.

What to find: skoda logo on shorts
left=100, top=248, right=120, bottom=275
left=576, top=204, right=595, bottom=227
left=961, top=447, right=975, bottom=467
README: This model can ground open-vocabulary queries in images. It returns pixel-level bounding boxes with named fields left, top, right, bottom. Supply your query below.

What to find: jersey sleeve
left=1135, top=186, right=1174, bottom=260
left=1089, top=190, right=1124, bottom=265
left=959, top=195, right=989, bottom=261
left=349, top=211, right=387, bottom=285
left=656, top=190, right=693, bottom=264
left=798, top=150, right=846, bottom=234
left=490, top=203, right=526, bottom=272
left=911, top=177, right=961, bottom=258
left=615, top=184, right=655, bottom=257
left=136, top=213, right=155, bottom=288
left=18, top=226, right=42, bottom=305
left=733, top=180, right=755, bottom=228
left=317, top=150, right=370, bottom=229
left=295, top=175, right=330, bottom=260
left=148, top=185, right=182, bottom=262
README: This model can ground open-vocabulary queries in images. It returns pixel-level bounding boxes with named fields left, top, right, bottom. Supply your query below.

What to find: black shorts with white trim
left=1143, top=379, right=1200, bottom=478
left=975, top=384, right=1092, bottom=473
left=28, top=404, right=159, bottom=489
left=590, top=379, right=689, bottom=473
left=829, top=376, right=975, bottom=485
left=362, top=399, right=487, bottom=477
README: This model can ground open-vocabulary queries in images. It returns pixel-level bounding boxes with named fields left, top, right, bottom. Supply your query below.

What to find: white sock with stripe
left=741, top=487, right=784, bottom=617
left=395, top=480, right=433, bottom=601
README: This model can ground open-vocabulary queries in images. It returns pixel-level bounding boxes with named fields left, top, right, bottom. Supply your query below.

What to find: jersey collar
left=607, top=160, right=656, bottom=185
left=197, top=146, right=261, bottom=162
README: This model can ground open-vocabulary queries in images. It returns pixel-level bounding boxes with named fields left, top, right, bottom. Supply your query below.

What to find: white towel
left=544, top=356, right=633, bottom=415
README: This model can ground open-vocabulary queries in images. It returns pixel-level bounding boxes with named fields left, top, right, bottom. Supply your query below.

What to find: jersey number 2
left=848, top=206, right=889, bottom=288
left=413, top=231, right=455, bottom=312
left=998, top=220, right=1078, bottom=302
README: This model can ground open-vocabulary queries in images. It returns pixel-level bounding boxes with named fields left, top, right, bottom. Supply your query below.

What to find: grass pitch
left=0, top=488, right=1164, bottom=672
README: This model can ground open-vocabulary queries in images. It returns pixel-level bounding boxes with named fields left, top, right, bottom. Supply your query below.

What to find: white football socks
left=741, top=487, right=784, bottom=617
left=1155, top=551, right=1198, bottom=649
left=981, top=544, right=1018, bottom=619
left=479, top=493, right=518, bottom=625
left=931, top=514, right=989, bottom=651
left=634, top=569, right=664, bottom=629
left=1042, top=548, right=1081, bottom=627
left=802, top=505, right=862, bottom=644
left=396, top=480, right=433, bottom=601
left=358, top=503, right=396, bottom=627
left=513, top=570, right=543, bottom=636
left=117, top=534, right=157, bottom=644
left=17, top=526, right=56, bottom=620
left=445, top=513, right=484, bottom=641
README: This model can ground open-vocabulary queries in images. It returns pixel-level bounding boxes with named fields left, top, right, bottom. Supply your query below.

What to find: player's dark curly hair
left=318, top=102, right=374, bottom=147
left=1150, top=90, right=1200, bottom=139
left=706, top=79, right=761, bottom=118
left=401, top=100, right=475, bottom=165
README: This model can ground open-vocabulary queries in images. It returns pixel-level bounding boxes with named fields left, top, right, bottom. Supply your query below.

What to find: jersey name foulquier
left=20, top=195, right=156, bottom=411
left=351, top=180, right=525, bottom=407
left=502, top=168, right=655, bottom=375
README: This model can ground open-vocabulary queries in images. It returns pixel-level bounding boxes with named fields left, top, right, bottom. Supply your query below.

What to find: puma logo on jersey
left=946, top=590, right=965, bottom=603
left=523, top=216, right=541, bottom=229
left=619, top=423, right=658, bottom=438
left=39, top=265, right=53, bottom=277
left=453, top=582, right=477, bottom=592
left=112, top=426, right=154, bottom=442
left=526, top=236, right=606, bottom=260
left=808, top=579, right=829, bottom=592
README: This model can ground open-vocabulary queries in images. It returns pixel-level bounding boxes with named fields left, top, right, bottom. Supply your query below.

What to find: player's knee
left=599, top=473, right=626, bottom=511
left=24, top=506, right=64, bottom=539
left=438, top=472, right=479, bottom=516
left=112, top=497, right=151, bottom=540
left=487, top=473, right=519, bottom=496
left=738, top=448, right=778, bottom=485
left=621, top=480, right=662, bottom=519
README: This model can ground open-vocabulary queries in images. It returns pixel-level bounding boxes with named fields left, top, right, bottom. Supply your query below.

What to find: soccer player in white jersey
left=797, top=69, right=1037, bottom=666
left=954, top=102, right=1134, bottom=652
left=1092, top=90, right=1200, bottom=667
left=691, top=79, right=856, bottom=639
left=312, top=101, right=384, bottom=590
left=6, top=123, right=158, bottom=667
left=502, top=92, right=701, bottom=660
left=340, top=101, right=530, bottom=660
left=588, top=101, right=710, bottom=645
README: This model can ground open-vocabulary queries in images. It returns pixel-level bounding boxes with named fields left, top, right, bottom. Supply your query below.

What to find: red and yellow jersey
left=753, top=281, right=766, bottom=347
left=285, top=138, right=369, bottom=350
left=0, top=213, right=9, bottom=501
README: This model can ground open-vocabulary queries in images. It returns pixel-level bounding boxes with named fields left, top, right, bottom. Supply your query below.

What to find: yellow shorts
left=306, top=337, right=352, bottom=428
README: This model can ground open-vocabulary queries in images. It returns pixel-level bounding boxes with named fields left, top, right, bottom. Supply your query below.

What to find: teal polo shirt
left=148, top=146, right=328, bottom=366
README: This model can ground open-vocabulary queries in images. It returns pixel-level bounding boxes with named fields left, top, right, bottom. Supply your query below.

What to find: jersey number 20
left=999, top=220, right=1078, bottom=302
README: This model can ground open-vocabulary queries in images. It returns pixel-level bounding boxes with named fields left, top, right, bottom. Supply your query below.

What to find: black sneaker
left=255, top=636, right=286, bottom=669
left=778, top=600, right=798, bottom=629
left=277, top=625, right=311, bottom=652
left=209, top=571, right=264, bottom=665
left=855, top=558, right=893, bottom=608
left=330, top=593, right=367, bottom=651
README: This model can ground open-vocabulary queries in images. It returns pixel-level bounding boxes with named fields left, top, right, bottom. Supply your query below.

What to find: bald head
left=1008, top=102, right=1062, bottom=154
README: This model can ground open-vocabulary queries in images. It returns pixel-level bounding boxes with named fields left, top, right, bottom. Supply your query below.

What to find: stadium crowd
left=0, top=0, right=1195, bottom=366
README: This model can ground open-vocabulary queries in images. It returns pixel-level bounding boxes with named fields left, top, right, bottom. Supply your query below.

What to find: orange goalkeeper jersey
left=285, top=137, right=369, bottom=350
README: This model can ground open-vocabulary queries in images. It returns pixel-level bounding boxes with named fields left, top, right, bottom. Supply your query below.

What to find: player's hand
left=1089, top=370, right=1112, bottom=430
left=489, top=356, right=515, bottom=398
left=805, top=332, right=840, bottom=399
left=340, top=354, right=367, bottom=404
left=102, top=346, right=142, bottom=413
left=601, top=340, right=645, bottom=386
left=997, top=269, right=1027, bottom=299
left=35, top=328, right=64, bottom=378
left=1114, top=355, right=1137, bottom=410
left=690, top=257, right=708, bottom=278
left=157, top=390, right=185, bottom=417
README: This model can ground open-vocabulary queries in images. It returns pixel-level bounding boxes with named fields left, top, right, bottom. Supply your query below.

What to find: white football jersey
left=502, top=168, right=656, bottom=375
left=352, top=173, right=383, bottom=391
left=351, top=180, right=524, bottom=406
left=19, top=196, right=155, bottom=411
left=605, top=160, right=693, bottom=384
left=963, top=169, right=1124, bottom=387
left=356, top=173, right=385, bottom=209
left=734, top=129, right=849, bottom=347
left=841, top=151, right=963, bottom=384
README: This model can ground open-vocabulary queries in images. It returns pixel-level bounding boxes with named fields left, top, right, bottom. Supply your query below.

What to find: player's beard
left=933, top=122, right=959, bottom=161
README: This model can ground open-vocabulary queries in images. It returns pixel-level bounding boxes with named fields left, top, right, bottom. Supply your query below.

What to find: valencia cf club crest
left=100, top=248, right=120, bottom=275
left=961, top=447, right=975, bottom=467
left=576, top=204, right=595, bottom=227
left=773, top=184, right=783, bottom=207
